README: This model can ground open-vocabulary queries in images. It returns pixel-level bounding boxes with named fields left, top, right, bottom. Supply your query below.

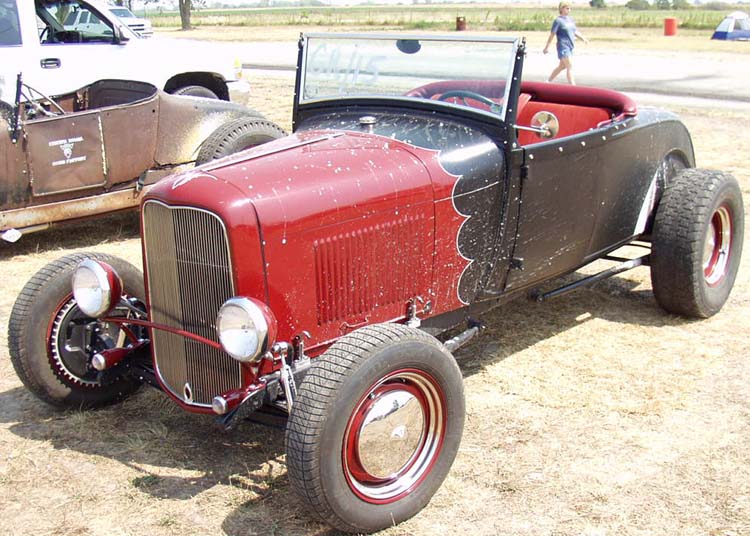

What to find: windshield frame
left=296, top=33, right=521, bottom=124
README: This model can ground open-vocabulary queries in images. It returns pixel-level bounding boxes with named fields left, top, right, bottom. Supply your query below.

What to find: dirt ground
left=1, top=34, right=749, bottom=536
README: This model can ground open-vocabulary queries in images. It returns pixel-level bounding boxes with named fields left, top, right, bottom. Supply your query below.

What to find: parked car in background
left=108, top=6, right=153, bottom=37
left=63, top=6, right=152, bottom=39
left=0, top=0, right=249, bottom=105
left=9, top=34, right=744, bottom=533
left=1, top=76, right=284, bottom=241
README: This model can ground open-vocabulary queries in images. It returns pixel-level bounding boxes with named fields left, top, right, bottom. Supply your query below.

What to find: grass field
left=157, top=23, right=750, bottom=55
left=146, top=4, right=739, bottom=31
left=1, top=22, right=749, bottom=536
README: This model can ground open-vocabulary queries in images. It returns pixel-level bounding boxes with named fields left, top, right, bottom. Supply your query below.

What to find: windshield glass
left=300, top=34, right=519, bottom=120
left=110, top=8, right=134, bottom=18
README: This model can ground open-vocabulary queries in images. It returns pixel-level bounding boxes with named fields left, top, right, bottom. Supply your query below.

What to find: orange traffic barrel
left=456, top=16, right=466, bottom=31
left=664, top=17, right=678, bottom=36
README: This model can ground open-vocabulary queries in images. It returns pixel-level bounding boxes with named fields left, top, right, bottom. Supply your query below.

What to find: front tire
left=286, top=324, right=465, bottom=533
left=8, top=253, right=146, bottom=409
left=651, top=168, right=744, bottom=318
left=196, top=118, right=286, bottom=165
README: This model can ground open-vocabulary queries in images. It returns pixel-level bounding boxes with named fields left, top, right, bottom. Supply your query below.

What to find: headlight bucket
left=71, top=260, right=123, bottom=318
left=216, top=297, right=277, bottom=363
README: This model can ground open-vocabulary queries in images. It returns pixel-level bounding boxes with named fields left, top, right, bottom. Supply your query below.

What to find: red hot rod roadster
left=8, top=34, right=744, bottom=532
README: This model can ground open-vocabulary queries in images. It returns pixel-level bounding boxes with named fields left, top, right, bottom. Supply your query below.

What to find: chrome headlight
left=71, top=260, right=122, bottom=318
left=216, top=297, right=276, bottom=363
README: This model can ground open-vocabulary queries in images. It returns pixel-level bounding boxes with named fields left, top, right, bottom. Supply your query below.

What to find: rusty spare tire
left=196, top=118, right=286, bottom=165
left=172, top=85, right=219, bottom=99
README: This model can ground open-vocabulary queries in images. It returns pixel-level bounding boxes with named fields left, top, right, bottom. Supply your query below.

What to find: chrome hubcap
left=703, top=205, right=732, bottom=286
left=357, top=390, right=425, bottom=478
left=343, top=369, right=445, bottom=504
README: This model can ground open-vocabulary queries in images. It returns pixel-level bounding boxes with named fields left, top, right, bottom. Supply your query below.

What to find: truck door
left=30, top=0, right=132, bottom=97
left=0, top=0, right=24, bottom=104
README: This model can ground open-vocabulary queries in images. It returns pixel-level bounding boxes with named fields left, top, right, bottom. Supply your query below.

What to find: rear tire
left=651, top=168, right=744, bottom=318
left=286, top=323, right=465, bottom=533
left=172, top=85, right=219, bottom=99
left=8, top=253, right=146, bottom=409
left=196, top=118, right=286, bottom=165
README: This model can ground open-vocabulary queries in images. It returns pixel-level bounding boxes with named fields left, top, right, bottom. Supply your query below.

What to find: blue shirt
left=551, top=16, right=576, bottom=57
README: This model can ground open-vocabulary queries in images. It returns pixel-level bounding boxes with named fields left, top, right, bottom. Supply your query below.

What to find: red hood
left=198, top=129, right=434, bottom=229
left=146, top=130, right=439, bottom=344
left=149, top=130, right=437, bottom=231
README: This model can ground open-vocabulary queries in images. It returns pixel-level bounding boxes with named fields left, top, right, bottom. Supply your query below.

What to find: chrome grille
left=142, top=201, right=241, bottom=407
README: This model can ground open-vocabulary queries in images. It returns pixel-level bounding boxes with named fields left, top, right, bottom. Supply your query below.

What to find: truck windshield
left=300, top=34, right=519, bottom=120
left=109, top=8, right=134, bottom=18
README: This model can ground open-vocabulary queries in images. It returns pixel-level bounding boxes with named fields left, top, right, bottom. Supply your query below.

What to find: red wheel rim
left=703, top=204, right=732, bottom=286
left=342, top=368, right=446, bottom=504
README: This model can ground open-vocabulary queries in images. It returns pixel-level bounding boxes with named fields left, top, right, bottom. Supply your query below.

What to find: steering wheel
left=437, top=90, right=499, bottom=110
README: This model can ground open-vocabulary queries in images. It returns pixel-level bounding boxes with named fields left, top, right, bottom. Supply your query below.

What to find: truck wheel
left=172, top=85, right=219, bottom=99
left=8, top=253, right=146, bottom=409
left=651, top=169, right=744, bottom=318
left=286, top=323, right=465, bottom=533
left=196, top=118, right=286, bottom=165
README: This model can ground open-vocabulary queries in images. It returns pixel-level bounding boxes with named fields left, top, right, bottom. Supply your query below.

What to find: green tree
left=654, top=0, right=671, bottom=8
left=672, top=0, right=691, bottom=8
left=625, top=0, right=651, bottom=9
left=589, top=0, right=607, bottom=7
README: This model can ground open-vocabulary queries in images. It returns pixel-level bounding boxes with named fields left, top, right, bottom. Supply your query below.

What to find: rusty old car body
left=9, top=34, right=744, bottom=532
left=1, top=77, right=280, bottom=240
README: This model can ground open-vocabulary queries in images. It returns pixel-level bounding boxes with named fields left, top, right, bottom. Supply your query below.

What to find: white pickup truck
left=106, top=6, right=153, bottom=37
left=0, top=0, right=248, bottom=104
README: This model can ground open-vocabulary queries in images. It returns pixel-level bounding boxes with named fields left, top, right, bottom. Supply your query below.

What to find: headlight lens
left=71, top=260, right=122, bottom=317
left=216, top=297, right=275, bottom=362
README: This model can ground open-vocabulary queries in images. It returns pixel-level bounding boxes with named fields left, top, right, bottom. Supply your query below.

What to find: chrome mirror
left=531, top=111, right=559, bottom=139
left=514, top=110, right=560, bottom=140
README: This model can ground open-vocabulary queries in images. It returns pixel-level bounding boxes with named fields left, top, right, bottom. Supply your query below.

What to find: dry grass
left=1, top=32, right=749, bottom=536
left=157, top=25, right=750, bottom=55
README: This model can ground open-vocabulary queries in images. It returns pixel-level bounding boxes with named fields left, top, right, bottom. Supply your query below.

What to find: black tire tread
left=651, top=168, right=743, bottom=317
left=172, top=85, right=218, bottom=99
left=285, top=323, right=458, bottom=532
left=8, top=252, right=143, bottom=408
left=196, top=118, right=286, bottom=165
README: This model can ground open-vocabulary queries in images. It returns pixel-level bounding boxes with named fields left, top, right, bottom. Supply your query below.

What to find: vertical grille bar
left=142, top=201, right=241, bottom=407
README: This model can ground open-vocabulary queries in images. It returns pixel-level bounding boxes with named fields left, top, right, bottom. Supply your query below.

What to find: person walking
left=543, top=2, right=588, bottom=85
